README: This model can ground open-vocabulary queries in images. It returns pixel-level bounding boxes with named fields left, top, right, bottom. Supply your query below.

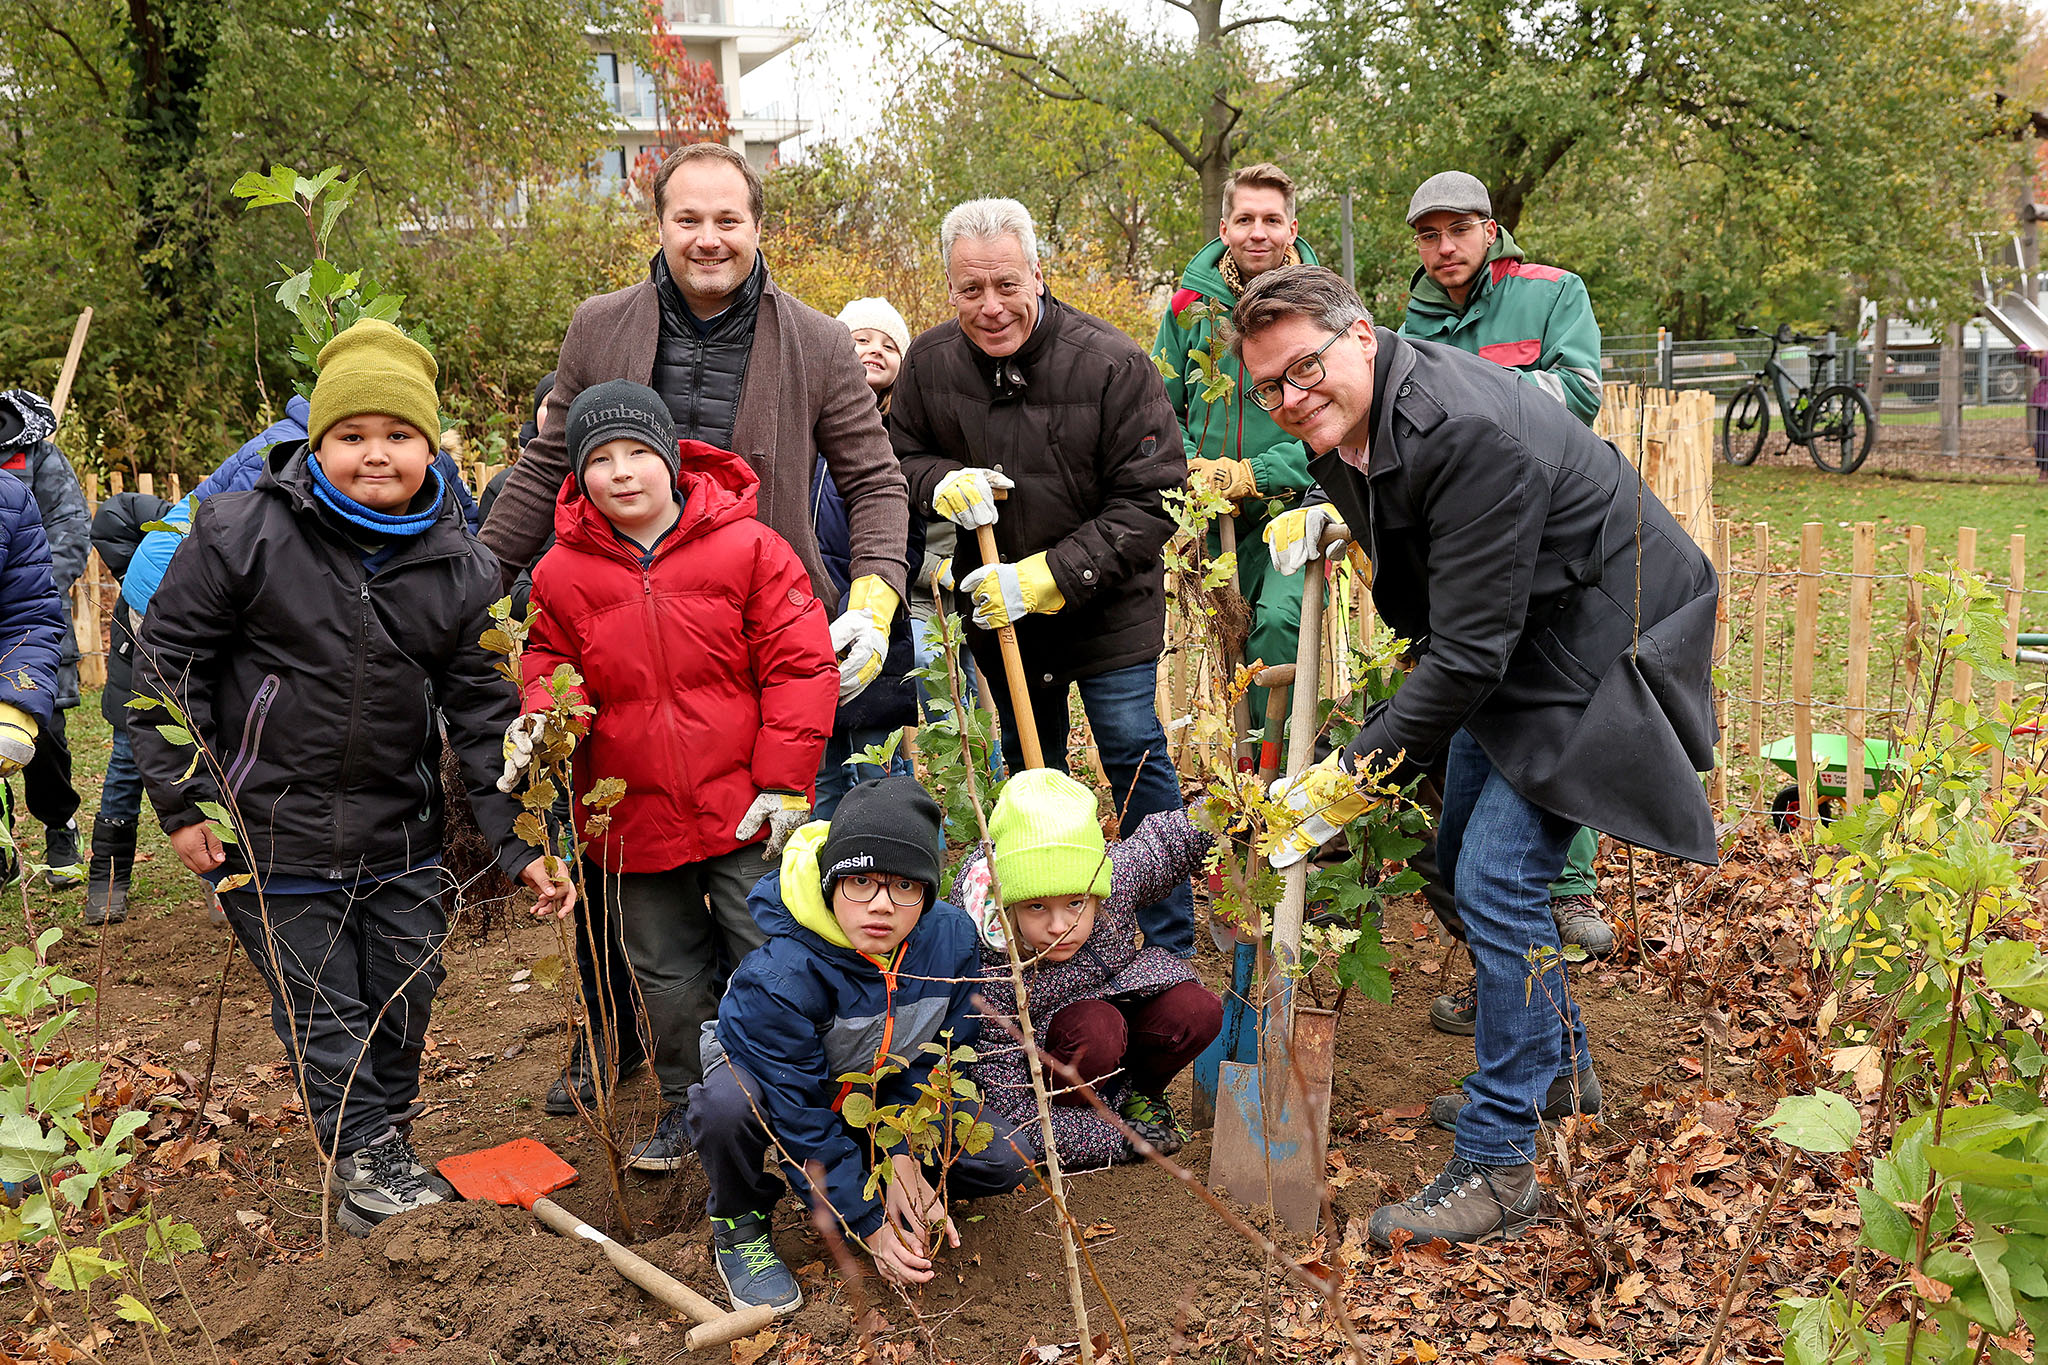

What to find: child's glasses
left=837, top=872, right=926, bottom=908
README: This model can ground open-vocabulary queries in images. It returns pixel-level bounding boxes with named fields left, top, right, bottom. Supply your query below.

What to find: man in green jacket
left=1154, top=163, right=1319, bottom=725
left=1397, top=170, right=1616, bottom=991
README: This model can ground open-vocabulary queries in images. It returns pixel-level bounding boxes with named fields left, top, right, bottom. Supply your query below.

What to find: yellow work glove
left=0, top=702, right=38, bottom=778
left=1265, top=753, right=1375, bottom=870
left=847, top=575, right=899, bottom=633
left=829, top=575, right=901, bottom=703
left=932, top=467, right=1015, bottom=529
left=958, top=552, right=1065, bottom=630
left=1262, top=505, right=1349, bottom=577
left=1190, top=456, right=1259, bottom=506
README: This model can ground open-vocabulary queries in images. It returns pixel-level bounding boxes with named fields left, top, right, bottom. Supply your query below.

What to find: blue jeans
left=100, top=728, right=143, bottom=825
left=1437, top=730, right=1594, bottom=1166
left=813, top=726, right=908, bottom=821
left=985, top=657, right=1193, bottom=957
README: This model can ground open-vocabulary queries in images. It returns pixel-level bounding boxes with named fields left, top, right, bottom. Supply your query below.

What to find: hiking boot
left=1367, top=1157, right=1541, bottom=1249
left=331, top=1130, right=449, bottom=1235
left=42, top=821, right=82, bottom=891
left=83, top=816, right=136, bottom=926
left=1551, top=894, right=1614, bottom=957
left=388, top=1127, right=458, bottom=1202
left=1118, top=1091, right=1187, bottom=1157
left=712, top=1211, right=803, bottom=1315
left=1429, top=982, right=1477, bottom=1036
left=1428, top=1065, right=1602, bottom=1132
left=627, top=1101, right=694, bottom=1173
left=545, top=1033, right=647, bottom=1116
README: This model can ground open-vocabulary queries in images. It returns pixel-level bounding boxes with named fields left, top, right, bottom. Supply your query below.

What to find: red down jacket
left=522, top=441, right=837, bottom=873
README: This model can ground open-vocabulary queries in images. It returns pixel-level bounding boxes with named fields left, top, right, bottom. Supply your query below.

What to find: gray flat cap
left=1406, top=171, right=1492, bottom=224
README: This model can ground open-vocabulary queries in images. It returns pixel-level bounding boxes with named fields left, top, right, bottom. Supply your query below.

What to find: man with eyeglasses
left=1241, top=265, right=1717, bottom=1248
left=1400, top=172, right=1618, bottom=1005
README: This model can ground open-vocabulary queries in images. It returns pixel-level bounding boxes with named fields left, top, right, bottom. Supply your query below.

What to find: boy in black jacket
left=131, top=319, right=574, bottom=1235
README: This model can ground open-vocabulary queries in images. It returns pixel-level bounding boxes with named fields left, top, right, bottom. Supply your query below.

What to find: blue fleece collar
left=308, top=455, right=445, bottom=538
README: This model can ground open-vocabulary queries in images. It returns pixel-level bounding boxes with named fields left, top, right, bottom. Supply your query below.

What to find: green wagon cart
left=1759, top=733, right=1903, bottom=831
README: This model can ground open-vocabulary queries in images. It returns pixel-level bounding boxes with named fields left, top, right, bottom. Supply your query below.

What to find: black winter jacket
left=90, top=493, right=170, bottom=725
left=892, top=294, right=1184, bottom=685
left=652, top=252, right=762, bottom=453
left=1313, top=331, right=1719, bottom=865
left=131, top=443, right=538, bottom=882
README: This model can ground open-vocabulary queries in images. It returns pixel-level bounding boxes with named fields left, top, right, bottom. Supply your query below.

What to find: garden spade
left=438, top=1139, right=778, bottom=1349
left=1208, top=531, right=1345, bottom=1234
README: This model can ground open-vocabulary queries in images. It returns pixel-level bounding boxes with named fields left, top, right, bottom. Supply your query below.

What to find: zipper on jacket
left=831, top=942, right=907, bottom=1113
left=329, top=577, right=373, bottom=879
left=414, top=679, right=438, bottom=822
left=224, top=674, right=281, bottom=799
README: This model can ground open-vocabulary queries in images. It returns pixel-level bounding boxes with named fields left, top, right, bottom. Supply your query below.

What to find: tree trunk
left=125, top=0, right=221, bottom=322
left=1939, top=321, right=1963, bottom=460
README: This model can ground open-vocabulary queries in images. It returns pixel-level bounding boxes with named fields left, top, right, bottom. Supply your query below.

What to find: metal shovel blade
left=438, top=1138, right=579, bottom=1210
left=1208, top=1007, right=1339, bottom=1234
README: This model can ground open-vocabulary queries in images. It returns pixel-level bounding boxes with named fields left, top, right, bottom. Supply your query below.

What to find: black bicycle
left=1721, top=323, right=1876, bottom=473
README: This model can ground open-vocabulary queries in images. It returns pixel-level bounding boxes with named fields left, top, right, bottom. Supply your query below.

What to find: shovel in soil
left=439, top=1139, right=779, bottom=1350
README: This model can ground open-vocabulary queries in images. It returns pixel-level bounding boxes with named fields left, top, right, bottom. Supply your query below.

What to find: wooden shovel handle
left=530, top=1197, right=779, bottom=1349
left=972, top=520, right=1047, bottom=770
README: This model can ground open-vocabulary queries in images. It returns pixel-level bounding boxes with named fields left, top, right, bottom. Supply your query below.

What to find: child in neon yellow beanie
left=957, top=769, right=1223, bottom=1168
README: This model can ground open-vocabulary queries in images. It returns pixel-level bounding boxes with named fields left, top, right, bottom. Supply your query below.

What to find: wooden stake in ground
left=1904, top=525, right=1927, bottom=699
left=1995, top=534, right=2025, bottom=787
left=49, top=309, right=92, bottom=426
left=1711, top=518, right=1732, bottom=811
left=1847, top=523, right=1874, bottom=808
left=1749, top=523, right=1770, bottom=814
left=1953, top=526, right=1978, bottom=705
left=1792, top=523, right=1822, bottom=829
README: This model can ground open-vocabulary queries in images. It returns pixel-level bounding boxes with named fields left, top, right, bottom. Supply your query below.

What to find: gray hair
left=940, top=198, right=1040, bottom=271
left=1227, top=265, right=1374, bottom=361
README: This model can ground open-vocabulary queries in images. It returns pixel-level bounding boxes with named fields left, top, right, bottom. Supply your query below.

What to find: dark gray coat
left=1315, top=331, right=1718, bottom=865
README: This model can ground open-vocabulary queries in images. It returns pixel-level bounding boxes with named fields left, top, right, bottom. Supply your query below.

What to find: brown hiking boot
left=1367, top=1158, right=1541, bottom=1249
left=1550, top=894, right=1614, bottom=956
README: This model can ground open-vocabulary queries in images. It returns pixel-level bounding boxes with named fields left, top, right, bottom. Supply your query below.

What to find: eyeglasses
left=837, top=872, right=926, bottom=908
left=1247, top=331, right=1346, bottom=412
left=1412, top=218, right=1488, bottom=249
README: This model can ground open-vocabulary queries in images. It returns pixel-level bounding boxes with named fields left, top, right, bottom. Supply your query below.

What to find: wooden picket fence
left=1594, top=384, right=1717, bottom=555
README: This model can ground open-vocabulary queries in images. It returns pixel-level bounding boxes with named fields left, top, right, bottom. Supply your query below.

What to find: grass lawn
left=1709, top=464, right=2048, bottom=811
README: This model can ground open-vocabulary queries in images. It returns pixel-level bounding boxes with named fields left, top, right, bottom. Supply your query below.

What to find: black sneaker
left=1428, top=1065, right=1602, bottom=1132
left=712, top=1211, right=803, bottom=1315
left=627, top=1101, right=693, bottom=1173
left=1429, top=983, right=1477, bottom=1036
left=42, top=822, right=82, bottom=891
left=331, top=1131, right=449, bottom=1235
left=1118, top=1091, right=1186, bottom=1157
left=1367, top=1157, right=1541, bottom=1248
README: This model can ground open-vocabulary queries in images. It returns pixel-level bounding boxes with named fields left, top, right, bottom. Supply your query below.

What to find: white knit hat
left=837, top=297, right=912, bottom=359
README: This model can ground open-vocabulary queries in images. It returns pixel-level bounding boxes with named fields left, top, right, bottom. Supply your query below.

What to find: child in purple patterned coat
left=957, top=769, right=1223, bottom=1169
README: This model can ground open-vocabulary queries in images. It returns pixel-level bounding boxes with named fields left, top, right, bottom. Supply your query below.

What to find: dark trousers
left=688, top=1059, right=1029, bottom=1222
left=569, top=868, right=645, bottom=1076
left=614, top=844, right=775, bottom=1104
left=1042, top=980, right=1223, bottom=1104
left=981, top=658, right=1194, bottom=956
left=23, top=707, right=77, bottom=830
left=219, top=868, right=447, bottom=1155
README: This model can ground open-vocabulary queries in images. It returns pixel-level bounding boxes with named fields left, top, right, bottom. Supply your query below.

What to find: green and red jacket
left=1398, top=227, right=1603, bottom=426
left=1153, top=237, right=1321, bottom=503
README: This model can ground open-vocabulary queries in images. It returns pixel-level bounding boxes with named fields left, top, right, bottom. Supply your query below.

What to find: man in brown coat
left=480, top=143, right=911, bottom=705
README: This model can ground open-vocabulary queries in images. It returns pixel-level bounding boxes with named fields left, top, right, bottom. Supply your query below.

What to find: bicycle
left=1720, top=323, right=1876, bottom=473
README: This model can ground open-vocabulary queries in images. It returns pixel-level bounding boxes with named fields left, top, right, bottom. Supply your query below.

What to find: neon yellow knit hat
left=988, top=769, right=1113, bottom=906
left=308, top=319, right=441, bottom=449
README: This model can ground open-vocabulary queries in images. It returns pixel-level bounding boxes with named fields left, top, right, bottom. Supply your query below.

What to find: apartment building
left=588, top=0, right=806, bottom=194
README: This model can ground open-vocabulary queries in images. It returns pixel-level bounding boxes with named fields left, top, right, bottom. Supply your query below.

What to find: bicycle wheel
left=1720, top=383, right=1770, bottom=465
left=1806, top=384, right=1876, bottom=474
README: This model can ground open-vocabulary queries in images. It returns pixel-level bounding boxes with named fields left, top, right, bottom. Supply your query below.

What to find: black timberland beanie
left=565, top=379, right=679, bottom=495
left=817, top=776, right=945, bottom=906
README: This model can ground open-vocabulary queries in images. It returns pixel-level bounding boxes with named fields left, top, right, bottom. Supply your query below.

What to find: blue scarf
left=308, top=455, right=446, bottom=539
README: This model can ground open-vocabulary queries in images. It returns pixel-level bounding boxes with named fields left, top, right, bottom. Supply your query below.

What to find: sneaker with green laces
left=712, top=1211, right=803, bottom=1315
left=1117, top=1091, right=1187, bottom=1157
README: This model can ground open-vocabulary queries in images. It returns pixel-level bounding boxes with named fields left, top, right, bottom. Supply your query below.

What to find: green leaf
left=841, top=1093, right=874, bottom=1128
left=1971, top=1231, right=2018, bottom=1332
left=0, top=1112, right=67, bottom=1182
left=45, top=1245, right=124, bottom=1291
left=124, top=695, right=160, bottom=711
left=1757, top=1091, right=1861, bottom=1152
left=27, top=1059, right=101, bottom=1120
left=195, top=801, right=233, bottom=825
left=1856, top=1184, right=1915, bottom=1261
left=1927, top=1144, right=2048, bottom=1190
left=231, top=165, right=299, bottom=208
left=156, top=725, right=194, bottom=747
left=143, top=1215, right=204, bottom=1263
left=1983, top=940, right=2048, bottom=1012
left=115, top=1293, right=164, bottom=1328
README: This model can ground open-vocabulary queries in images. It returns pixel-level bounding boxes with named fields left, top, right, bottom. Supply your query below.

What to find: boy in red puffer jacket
left=501, top=379, right=838, bottom=1172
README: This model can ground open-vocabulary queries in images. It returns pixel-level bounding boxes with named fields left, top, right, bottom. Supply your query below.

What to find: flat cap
left=1406, top=171, right=1492, bottom=225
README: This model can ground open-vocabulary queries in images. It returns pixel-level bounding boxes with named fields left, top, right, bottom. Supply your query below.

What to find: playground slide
left=1979, top=290, right=2048, bottom=352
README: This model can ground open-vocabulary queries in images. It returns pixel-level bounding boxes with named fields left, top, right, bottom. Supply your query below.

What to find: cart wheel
left=1770, top=784, right=1802, bottom=832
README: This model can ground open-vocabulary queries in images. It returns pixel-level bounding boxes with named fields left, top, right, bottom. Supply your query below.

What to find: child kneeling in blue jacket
left=688, top=775, right=1027, bottom=1316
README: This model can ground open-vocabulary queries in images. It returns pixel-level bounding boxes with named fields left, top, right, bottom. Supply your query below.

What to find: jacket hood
left=284, top=393, right=312, bottom=431
left=1174, top=236, right=1322, bottom=306
left=550, top=439, right=760, bottom=555
left=1405, top=225, right=1524, bottom=321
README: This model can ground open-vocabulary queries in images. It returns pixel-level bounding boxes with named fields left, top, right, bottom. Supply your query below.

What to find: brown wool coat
left=479, top=268, right=911, bottom=610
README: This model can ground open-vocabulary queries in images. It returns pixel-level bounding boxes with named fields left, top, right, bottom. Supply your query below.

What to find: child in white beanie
left=837, top=297, right=912, bottom=413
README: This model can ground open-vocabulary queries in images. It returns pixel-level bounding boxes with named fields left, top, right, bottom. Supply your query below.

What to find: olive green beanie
left=308, top=319, right=441, bottom=449
left=988, top=769, right=1114, bottom=906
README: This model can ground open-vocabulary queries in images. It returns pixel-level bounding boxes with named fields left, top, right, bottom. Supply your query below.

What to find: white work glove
left=1262, top=505, right=1350, bottom=577
left=735, top=791, right=811, bottom=858
left=1265, top=756, right=1376, bottom=871
left=496, top=712, right=548, bottom=793
left=830, top=609, right=888, bottom=702
left=931, top=468, right=1016, bottom=530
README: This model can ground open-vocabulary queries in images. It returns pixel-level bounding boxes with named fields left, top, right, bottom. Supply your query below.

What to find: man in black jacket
left=892, top=198, right=1191, bottom=954
left=1235, top=266, right=1717, bottom=1248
